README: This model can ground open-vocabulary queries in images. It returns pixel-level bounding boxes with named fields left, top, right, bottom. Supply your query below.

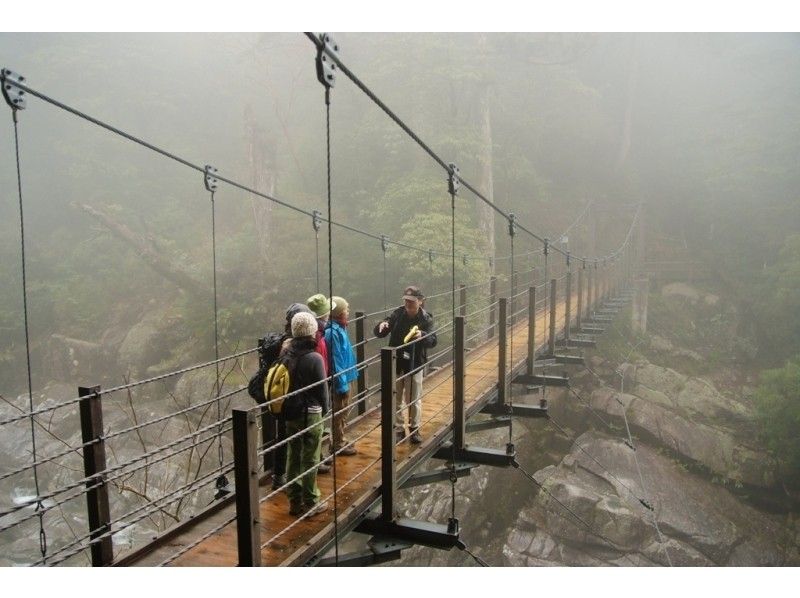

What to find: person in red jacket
left=306, top=294, right=335, bottom=473
left=306, top=294, right=332, bottom=376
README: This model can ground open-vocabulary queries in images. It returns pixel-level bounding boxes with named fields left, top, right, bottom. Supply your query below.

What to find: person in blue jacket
left=324, top=296, right=359, bottom=456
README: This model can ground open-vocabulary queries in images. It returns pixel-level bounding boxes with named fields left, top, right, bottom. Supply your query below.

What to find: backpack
left=264, top=360, right=291, bottom=415
left=247, top=332, right=285, bottom=404
left=266, top=346, right=317, bottom=420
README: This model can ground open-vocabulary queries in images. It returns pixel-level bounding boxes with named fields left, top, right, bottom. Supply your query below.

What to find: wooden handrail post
left=233, top=408, right=261, bottom=566
left=548, top=279, right=557, bottom=356
left=498, top=298, right=508, bottom=406
left=565, top=272, right=572, bottom=342
left=454, top=316, right=466, bottom=450
left=526, top=287, right=536, bottom=376
left=380, top=347, right=397, bottom=522
left=488, top=276, right=497, bottom=339
left=355, top=311, right=367, bottom=415
left=459, top=284, right=467, bottom=318
left=79, top=385, right=113, bottom=567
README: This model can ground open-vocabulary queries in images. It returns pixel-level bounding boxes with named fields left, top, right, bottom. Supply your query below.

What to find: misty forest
left=1, top=33, right=799, bottom=566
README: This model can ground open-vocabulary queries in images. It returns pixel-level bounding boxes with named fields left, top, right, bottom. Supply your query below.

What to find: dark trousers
left=274, top=415, right=287, bottom=477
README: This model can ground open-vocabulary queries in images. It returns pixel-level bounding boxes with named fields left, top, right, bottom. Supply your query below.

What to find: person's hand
left=414, top=329, right=423, bottom=340
left=378, top=321, right=389, bottom=333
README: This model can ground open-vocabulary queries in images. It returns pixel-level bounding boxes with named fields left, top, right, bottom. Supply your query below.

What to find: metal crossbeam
left=556, top=338, right=596, bottom=348
left=513, top=374, right=569, bottom=387
left=480, top=401, right=548, bottom=418
left=355, top=516, right=460, bottom=550
left=432, top=442, right=516, bottom=467
left=400, top=463, right=478, bottom=489
left=313, top=536, right=413, bottom=567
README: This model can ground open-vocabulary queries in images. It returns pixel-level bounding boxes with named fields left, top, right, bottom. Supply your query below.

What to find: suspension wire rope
left=448, top=166, right=459, bottom=533
left=4, top=76, right=505, bottom=269
left=318, top=41, right=341, bottom=565
left=507, top=215, right=516, bottom=448
left=382, top=238, right=388, bottom=311
left=583, top=327, right=674, bottom=566
left=559, top=199, right=593, bottom=242
left=9, top=107, right=47, bottom=561
left=207, top=187, right=228, bottom=499
left=304, top=32, right=639, bottom=265
left=461, top=543, right=490, bottom=566
left=312, top=210, right=322, bottom=292
left=555, top=295, right=674, bottom=566
left=513, top=460, right=641, bottom=566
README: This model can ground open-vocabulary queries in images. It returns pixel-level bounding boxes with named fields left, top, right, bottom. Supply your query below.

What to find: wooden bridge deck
left=129, top=298, right=577, bottom=566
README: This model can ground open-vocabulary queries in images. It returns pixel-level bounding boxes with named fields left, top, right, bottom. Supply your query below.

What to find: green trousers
left=285, top=412, right=323, bottom=506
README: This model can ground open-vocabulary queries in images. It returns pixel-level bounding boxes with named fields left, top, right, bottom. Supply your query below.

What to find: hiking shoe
left=317, top=461, right=331, bottom=474
left=289, top=500, right=304, bottom=517
left=272, top=473, right=286, bottom=491
left=410, top=429, right=422, bottom=444
left=302, top=501, right=329, bottom=517
left=395, top=429, right=406, bottom=443
left=336, top=444, right=358, bottom=456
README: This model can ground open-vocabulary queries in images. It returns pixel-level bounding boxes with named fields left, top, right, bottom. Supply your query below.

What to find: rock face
left=585, top=361, right=775, bottom=488
left=503, top=432, right=798, bottom=566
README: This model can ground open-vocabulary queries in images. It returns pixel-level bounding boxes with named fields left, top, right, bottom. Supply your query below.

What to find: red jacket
left=315, top=329, right=329, bottom=375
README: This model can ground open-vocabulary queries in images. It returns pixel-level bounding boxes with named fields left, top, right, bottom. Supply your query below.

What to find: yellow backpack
left=264, top=361, right=291, bottom=415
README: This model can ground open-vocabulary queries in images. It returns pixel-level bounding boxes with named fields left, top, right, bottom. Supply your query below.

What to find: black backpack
left=247, top=332, right=285, bottom=404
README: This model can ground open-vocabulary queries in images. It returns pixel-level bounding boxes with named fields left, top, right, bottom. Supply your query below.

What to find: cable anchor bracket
left=447, top=163, right=460, bottom=195
left=543, top=237, right=549, bottom=256
left=315, top=33, right=339, bottom=90
left=1, top=68, right=27, bottom=111
left=381, top=234, right=389, bottom=253
left=204, top=165, right=219, bottom=193
left=508, top=213, right=516, bottom=238
left=312, top=209, right=323, bottom=232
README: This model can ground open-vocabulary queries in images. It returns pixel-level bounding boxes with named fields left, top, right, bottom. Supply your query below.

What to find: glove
left=403, top=325, right=419, bottom=344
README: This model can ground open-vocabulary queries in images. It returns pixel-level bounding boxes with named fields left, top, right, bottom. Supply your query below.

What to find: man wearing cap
left=374, top=286, right=437, bottom=444
left=323, top=296, right=359, bottom=456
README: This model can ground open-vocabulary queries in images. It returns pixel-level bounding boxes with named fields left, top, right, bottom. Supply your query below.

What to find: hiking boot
left=410, top=429, right=422, bottom=444
left=317, top=461, right=331, bottom=474
left=289, top=500, right=304, bottom=517
left=335, top=444, right=358, bottom=456
left=395, top=428, right=406, bottom=443
left=302, top=501, right=329, bottom=517
left=272, top=473, right=286, bottom=491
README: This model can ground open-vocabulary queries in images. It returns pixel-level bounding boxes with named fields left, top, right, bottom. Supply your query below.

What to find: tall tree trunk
left=77, top=203, right=209, bottom=299
left=615, top=34, right=639, bottom=172
left=477, top=34, right=496, bottom=273
left=244, top=104, right=276, bottom=274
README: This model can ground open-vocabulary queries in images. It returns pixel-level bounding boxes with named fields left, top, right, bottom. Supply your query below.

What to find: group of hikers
left=249, top=286, right=437, bottom=518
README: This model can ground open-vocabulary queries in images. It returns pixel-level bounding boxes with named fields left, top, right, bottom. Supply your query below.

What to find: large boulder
left=504, top=432, right=797, bottom=566
left=117, top=307, right=188, bottom=377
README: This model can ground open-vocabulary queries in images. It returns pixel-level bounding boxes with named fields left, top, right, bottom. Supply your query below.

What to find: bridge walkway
left=129, top=297, right=574, bottom=566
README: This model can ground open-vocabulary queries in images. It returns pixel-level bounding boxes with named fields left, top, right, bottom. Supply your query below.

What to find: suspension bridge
left=0, top=33, right=656, bottom=566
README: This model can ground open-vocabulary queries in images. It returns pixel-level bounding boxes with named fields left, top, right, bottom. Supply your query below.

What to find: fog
left=1, top=32, right=798, bottom=566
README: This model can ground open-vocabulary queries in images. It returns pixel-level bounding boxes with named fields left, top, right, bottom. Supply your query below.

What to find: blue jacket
left=324, top=320, right=358, bottom=394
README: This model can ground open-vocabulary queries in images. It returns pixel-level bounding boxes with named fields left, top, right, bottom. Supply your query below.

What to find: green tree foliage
left=759, top=235, right=800, bottom=360
left=755, top=355, right=800, bottom=484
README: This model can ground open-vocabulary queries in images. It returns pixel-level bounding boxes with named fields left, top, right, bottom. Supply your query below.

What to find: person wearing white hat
left=283, top=311, right=330, bottom=517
